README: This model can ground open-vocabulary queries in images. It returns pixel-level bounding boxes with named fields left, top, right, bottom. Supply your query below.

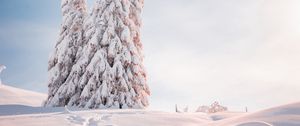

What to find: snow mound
left=216, top=102, right=300, bottom=126
left=0, top=101, right=299, bottom=126
left=209, top=111, right=244, bottom=121
left=0, top=84, right=46, bottom=106
left=0, top=86, right=299, bottom=126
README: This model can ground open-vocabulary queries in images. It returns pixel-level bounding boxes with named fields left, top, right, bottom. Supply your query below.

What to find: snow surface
left=1, top=85, right=300, bottom=126
left=0, top=84, right=46, bottom=106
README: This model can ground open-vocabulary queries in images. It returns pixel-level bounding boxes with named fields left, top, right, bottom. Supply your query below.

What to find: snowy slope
left=214, top=102, right=300, bottom=126
left=0, top=85, right=299, bottom=126
left=0, top=109, right=212, bottom=126
left=0, top=102, right=299, bottom=126
left=0, top=84, right=46, bottom=106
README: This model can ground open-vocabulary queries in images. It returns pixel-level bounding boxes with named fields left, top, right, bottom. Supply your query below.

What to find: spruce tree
left=77, top=0, right=150, bottom=109
left=45, top=0, right=150, bottom=109
left=45, top=0, right=87, bottom=106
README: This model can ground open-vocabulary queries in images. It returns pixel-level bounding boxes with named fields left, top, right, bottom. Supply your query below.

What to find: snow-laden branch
left=0, top=64, right=6, bottom=85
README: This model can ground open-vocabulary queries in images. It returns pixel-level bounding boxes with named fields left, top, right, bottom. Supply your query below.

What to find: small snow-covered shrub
left=196, top=101, right=227, bottom=113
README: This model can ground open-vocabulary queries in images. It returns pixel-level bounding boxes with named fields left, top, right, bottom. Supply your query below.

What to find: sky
left=1, top=0, right=300, bottom=112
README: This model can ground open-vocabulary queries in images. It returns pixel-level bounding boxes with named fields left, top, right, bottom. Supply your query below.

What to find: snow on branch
left=0, top=64, right=6, bottom=85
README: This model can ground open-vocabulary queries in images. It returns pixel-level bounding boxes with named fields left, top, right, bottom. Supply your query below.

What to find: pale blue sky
left=0, top=0, right=59, bottom=92
left=1, top=0, right=300, bottom=112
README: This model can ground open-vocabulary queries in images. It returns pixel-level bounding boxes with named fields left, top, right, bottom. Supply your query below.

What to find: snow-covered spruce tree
left=75, top=0, right=149, bottom=109
left=45, top=0, right=150, bottom=109
left=45, top=0, right=87, bottom=106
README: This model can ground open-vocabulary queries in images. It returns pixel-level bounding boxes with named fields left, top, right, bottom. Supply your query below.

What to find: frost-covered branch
left=0, top=64, right=6, bottom=85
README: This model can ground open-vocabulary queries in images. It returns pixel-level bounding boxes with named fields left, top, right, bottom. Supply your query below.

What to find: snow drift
left=0, top=84, right=46, bottom=106
left=1, top=102, right=300, bottom=126
left=0, top=86, right=299, bottom=126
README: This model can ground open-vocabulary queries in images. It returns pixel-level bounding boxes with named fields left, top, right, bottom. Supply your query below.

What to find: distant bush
left=196, top=101, right=227, bottom=113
